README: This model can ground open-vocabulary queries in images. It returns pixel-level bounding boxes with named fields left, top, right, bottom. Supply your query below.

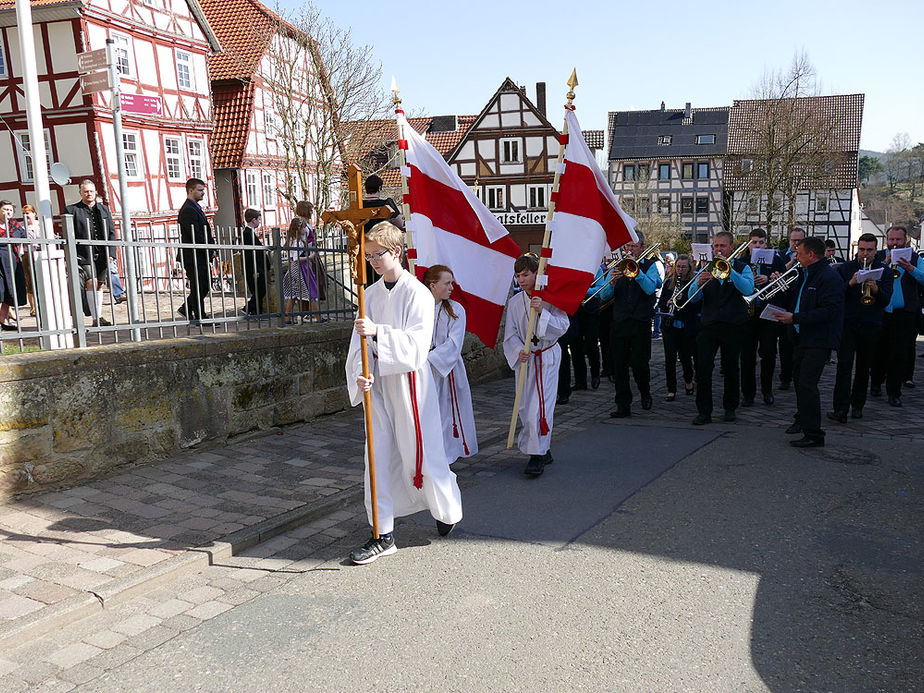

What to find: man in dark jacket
left=64, top=180, right=117, bottom=327
left=777, top=236, right=845, bottom=447
left=177, top=178, right=216, bottom=321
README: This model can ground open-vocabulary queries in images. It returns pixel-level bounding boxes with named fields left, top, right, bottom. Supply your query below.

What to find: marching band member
left=776, top=237, right=844, bottom=448
left=827, top=233, right=892, bottom=422
left=424, top=264, right=478, bottom=464
left=740, top=228, right=787, bottom=406
left=504, top=253, right=569, bottom=477
left=683, top=231, right=754, bottom=425
left=870, top=226, right=924, bottom=406
left=824, top=239, right=845, bottom=265
left=777, top=227, right=805, bottom=390
left=656, top=254, right=698, bottom=401
left=608, top=231, right=661, bottom=418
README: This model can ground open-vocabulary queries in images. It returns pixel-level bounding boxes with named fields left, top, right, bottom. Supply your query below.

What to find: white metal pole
left=15, top=0, right=73, bottom=348
left=107, top=38, right=141, bottom=340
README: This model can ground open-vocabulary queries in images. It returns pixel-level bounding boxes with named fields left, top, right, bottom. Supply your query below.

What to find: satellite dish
left=50, top=162, right=71, bottom=186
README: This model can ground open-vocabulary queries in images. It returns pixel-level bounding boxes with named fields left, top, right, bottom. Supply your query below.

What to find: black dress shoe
left=572, top=384, right=588, bottom=391
left=556, top=394, right=570, bottom=405
left=692, top=414, right=712, bottom=425
left=870, top=386, right=882, bottom=397
left=543, top=450, right=553, bottom=465
left=826, top=410, right=848, bottom=424
left=785, top=422, right=802, bottom=435
left=664, top=393, right=676, bottom=402
left=888, top=395, right=902, bottom=407
left=779, top=380, right=791, bottom=391
left=641, top=394, right=653, bottom=410
left=591, top=376, right=600, bottom=390
left=723, top=410, right=736, bottom=422
left=790, top=436, right=824, bottom=448
left=741, top=397, right=754, bottom=407
left=436, top=520, right=455, bottom=536
left=850, top=406, right=863, bottom=419
left=610, top=409, right=631, bottom=418
left=177, top=305, right=187, bottom=317
left=524, top=455, right=545, bottom=476
left=685, top=383, right=695, bottom=396
left=903, top=380, right=915, bottom=389
left=762, top=392, right=775, bottom=406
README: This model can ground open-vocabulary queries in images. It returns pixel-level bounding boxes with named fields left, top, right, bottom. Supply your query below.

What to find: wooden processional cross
left=321, top=164, right=394, bottom=539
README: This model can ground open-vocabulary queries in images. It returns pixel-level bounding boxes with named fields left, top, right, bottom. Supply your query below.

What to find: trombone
left=672, top=240, right=750, bottom=311
left=582, top=242, right=662, bottom=305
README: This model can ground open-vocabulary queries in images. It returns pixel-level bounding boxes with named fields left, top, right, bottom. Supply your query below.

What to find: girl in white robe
left=503, top=254, right=569, bottom=476
left=346, top=223, right=463, bottom=564
left=423, top=265, right=478, bottom=464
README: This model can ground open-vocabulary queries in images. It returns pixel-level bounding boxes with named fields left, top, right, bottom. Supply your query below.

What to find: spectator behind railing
left=0, top=200, right=26, bottom=331
left=176, top=177, right=216, bottom=324
left=64, top=180, right=117, bottom=327
left=241, top=208, right=268, bottom=316
left=21, top=203, right=42, bottom=318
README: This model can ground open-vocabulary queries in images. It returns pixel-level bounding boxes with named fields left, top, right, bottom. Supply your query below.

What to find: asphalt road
left=74, top=421, right=922, bottom=692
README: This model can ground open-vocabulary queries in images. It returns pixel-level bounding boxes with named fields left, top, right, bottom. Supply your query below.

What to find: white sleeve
left=503, top=299, right=526, bottom=369
left=428, top=304, right=466, bottom=377
left=374, top=283, right=434, bottom=376
left=535, top=303, right=569, bottom=341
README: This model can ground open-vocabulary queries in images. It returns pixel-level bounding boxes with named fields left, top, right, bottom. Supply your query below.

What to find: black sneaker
left=350, top=533, right=396, bottom=565
left=524, top=455, right=545, bottom=477
left=436, top=520, right=455, bottom=537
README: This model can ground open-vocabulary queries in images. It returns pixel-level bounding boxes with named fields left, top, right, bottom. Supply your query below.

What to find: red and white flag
left=542, top=109, right=638, bottom=314
left=401, top=113, right=521, bottom=347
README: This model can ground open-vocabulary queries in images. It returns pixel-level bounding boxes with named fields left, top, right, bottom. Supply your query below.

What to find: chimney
left=660, top=101, right=665, bottom=111
left=536, top=82, right=547, bottom=117
left=684, top=102, right=692, bottom=120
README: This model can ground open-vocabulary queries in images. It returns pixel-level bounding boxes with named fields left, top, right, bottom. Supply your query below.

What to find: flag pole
left=506, top=69, right=578, bottom=450
left=391, top=78, right=416, bottom=275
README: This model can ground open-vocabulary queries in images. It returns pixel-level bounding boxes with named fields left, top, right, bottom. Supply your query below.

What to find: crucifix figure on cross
left=321, top=164, right=393, bottom=538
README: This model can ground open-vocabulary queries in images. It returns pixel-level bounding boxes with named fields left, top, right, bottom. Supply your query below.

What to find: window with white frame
left=164, top=137, right=183, bottom=180
left=14, top=130, right=53, bottom=182
left=264, top=102, right=277, bottom=138
left=187, top=139, right=203, bottom=179
left=246, top=170, right=260, bottom=207
left=111, top=33, right=133, bottom=77
left=262, top=172, right=276, bottom=208
left=0, top=40, right=7, bottom=78
left=816, top=194, right=829, bottom=213
left=486, top=186, right=505, bottom=210
left=176, top=50, right=193, bottom=90
left=122, top=132, right=139, bottom=177
left=528, top=185, right=547, bottom=209
left=501, top=139, right=520, bottom=163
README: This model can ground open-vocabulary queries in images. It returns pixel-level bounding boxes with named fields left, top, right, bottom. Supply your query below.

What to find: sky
left=281, top=0, right=923, bottom=154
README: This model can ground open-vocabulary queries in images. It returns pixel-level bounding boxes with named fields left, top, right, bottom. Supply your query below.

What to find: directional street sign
left=121, top=94, right=163, bottom=117
left=76, top=48, right=108, bottom=74
left=79, top=70, right=111, bottom=96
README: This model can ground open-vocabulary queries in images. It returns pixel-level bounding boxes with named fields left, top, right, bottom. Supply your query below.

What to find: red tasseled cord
left=408, top=371, right=424, bottom=489
left=535, top=348, right=550, bottom=436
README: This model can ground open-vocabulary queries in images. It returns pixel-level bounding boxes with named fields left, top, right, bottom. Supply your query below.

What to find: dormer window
left=657, top=135, right=672, bottom=146
left=696, top=134, right=716, bottom=145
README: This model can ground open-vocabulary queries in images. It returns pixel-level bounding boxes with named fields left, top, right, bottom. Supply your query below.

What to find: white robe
left=503, top=291, right=569, bottom=455
left=428, top=300, right=478, bottom=464
left=346, top=271, right=463, bottom=535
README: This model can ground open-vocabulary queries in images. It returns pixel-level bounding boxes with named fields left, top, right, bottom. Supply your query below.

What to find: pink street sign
left=120, top=94, right=163, bottom=117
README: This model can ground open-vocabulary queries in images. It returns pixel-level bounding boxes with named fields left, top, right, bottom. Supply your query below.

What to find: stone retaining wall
left=0, top=325, right=510, bottom=499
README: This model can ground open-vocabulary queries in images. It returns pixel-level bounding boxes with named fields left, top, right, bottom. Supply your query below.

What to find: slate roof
left=346, top=115, right=477, bottom=188
left=607, top=107, right=729, bottom=161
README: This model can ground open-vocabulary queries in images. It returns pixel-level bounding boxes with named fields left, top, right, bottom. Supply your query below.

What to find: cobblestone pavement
left=0, top=336, right=921, bottom=689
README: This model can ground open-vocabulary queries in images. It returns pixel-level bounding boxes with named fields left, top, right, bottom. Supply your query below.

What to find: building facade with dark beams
left=607, top=102, right=730, bottom=244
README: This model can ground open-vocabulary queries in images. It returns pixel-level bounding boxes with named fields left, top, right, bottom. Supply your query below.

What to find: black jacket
left=611, top=258, right=658, bottom=323
left=63, top=200, right=116, bottom=270
left=836, top=259, right=892, bottom=326
left=690, top=258, right=752, bottom=327
left=177, top=198, right=215, bottom=273
left=657, top=273, right=699, bottom=332
left=241, top=226, right=268, bottom=279
left=790, top=260, right=844, bottom=349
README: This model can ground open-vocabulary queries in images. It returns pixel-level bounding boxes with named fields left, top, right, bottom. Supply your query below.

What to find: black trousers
left=872, top=311, right=918, bottom=397
left=611, top=318, right=651, bottom=409
left=778, top=325, right=794, bottom=384
left=741, top=316, right=778, bottom=399
left=570, top=304, right=601, bottom=387
left=696, top=322, right=744, bottom=417
left=245, top=272, right=267, bottom=315
left=558, top=315, right=580, bottom=397
left=833, top=322, right=880, bottom=413
left=599, top=308, right=613, bottom=375
left=662, top=323, right=696, bottom=393
left=793, top=346, right=828, bottom=439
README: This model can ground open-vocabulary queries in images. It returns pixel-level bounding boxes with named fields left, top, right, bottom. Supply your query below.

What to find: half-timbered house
left=607, top=102, right=730, bottom=244
left=724, top=93, right=864, bottom=256
left=0, top=0, right=220, bottom=279
left=201, top=0, right=332, bottom=229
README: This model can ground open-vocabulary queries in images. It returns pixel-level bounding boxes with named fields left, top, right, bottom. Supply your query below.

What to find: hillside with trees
left=860, top=134, right=923, bottom=235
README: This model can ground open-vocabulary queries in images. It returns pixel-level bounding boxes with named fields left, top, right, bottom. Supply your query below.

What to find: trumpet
left=672, top=240, right=750, bottom=311
left=581, top=242, right=662, bottom=305
left=743, top=263, right=801, bottom=309
left=861, top=258, right=875, bottom=306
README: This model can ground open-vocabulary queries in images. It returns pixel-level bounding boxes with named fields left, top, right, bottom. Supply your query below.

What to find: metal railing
left=0, top=216, right=358, bottom=354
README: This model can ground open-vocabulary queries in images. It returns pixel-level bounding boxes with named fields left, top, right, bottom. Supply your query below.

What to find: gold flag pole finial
left=566, top=69, right=579, bottom=107
left=390, top=76, right=401, bottom=108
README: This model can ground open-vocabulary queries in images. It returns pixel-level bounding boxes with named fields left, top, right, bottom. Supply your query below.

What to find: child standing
left=424, top=264, right=478, bottom=464
left=346, top=222, right=463, bottom=565
left=503, top=254, right=569, bottom=477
